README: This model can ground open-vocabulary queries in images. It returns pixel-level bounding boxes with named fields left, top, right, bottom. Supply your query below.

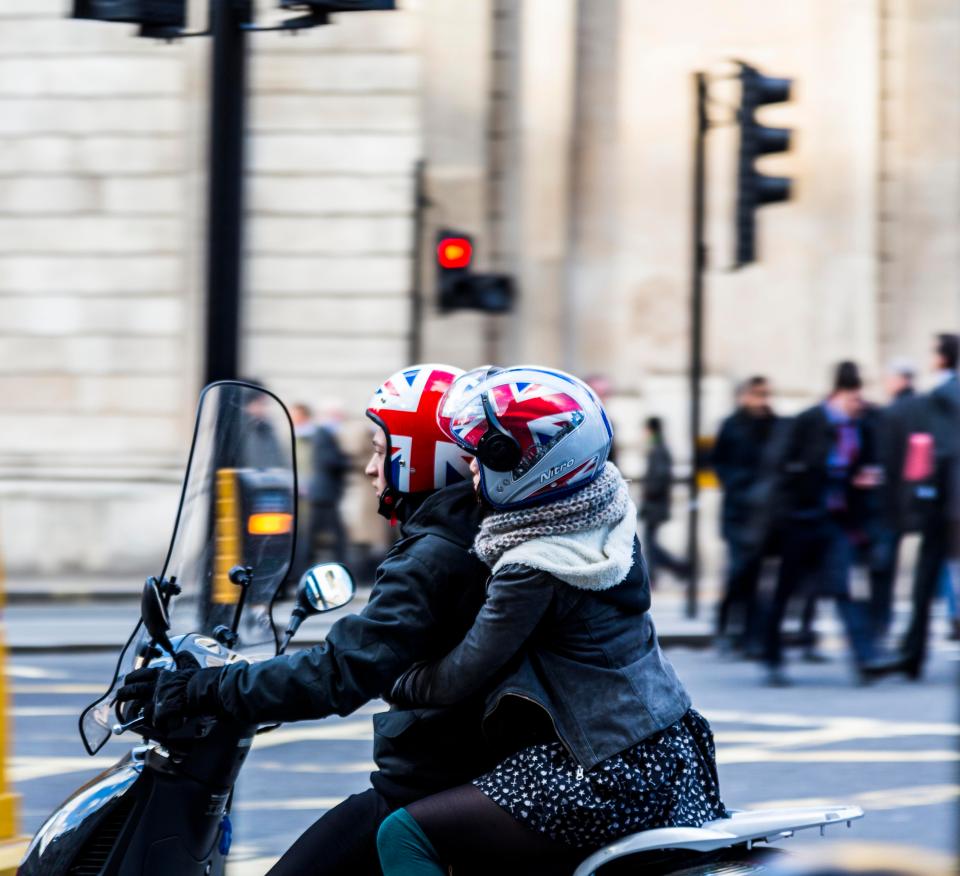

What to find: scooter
left=19, top=380, right=864, bottom=876
left=18, top=381, right=360, bottom=876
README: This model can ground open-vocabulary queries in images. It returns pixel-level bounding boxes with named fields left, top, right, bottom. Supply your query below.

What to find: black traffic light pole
left=408, top=160, right=428, bottom=364
left=203, top=0, right=253, bottom=385
left=686, top=72, right=708, bottom=620
left=685, top=63, right=792, bottom=619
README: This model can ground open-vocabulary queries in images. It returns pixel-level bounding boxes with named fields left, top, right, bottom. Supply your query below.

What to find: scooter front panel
left=18, top=754, right=142, bottom=875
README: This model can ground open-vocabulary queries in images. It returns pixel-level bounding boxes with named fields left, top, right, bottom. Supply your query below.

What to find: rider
left=375, top=366, right=727, bottom=875
left=118, top=364, right=500, bottom=875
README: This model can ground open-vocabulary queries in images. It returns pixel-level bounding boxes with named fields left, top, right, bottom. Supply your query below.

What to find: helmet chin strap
left=376, top=486, right=404, bottom=525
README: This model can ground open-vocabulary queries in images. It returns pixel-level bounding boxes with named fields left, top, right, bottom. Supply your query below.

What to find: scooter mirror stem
left=228, top=565, right=254, bottom=635
left=141, top=577, right=175, bottom=656
left=278, top=607, right=308, bottom=655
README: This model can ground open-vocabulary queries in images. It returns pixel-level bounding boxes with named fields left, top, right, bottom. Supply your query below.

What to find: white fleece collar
left=491, top=498, right=638, bottom=590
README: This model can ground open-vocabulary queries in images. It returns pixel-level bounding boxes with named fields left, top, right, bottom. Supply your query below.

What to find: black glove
left=388, top=662, right=428, bottom=708
left=116, top=652, right=223, bottom=732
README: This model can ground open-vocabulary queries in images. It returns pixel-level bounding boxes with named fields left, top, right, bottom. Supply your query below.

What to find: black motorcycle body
left=19, top=381, right=302, bottom=876
left=20, top=633, right=256, bottom=876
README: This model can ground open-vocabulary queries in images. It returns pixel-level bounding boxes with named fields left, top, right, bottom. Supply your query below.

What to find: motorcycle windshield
left=79, top=381, right=297, bottom=755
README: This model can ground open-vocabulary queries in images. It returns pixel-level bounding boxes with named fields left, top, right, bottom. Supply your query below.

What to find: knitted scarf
left=473, top=462, right=630, bottom=568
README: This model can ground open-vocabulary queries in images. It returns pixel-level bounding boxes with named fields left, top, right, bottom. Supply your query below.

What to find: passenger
left=377, top=366, right=726, bottom=875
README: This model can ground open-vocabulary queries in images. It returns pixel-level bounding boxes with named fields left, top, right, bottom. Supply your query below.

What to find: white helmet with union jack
left=440, top=365, right=613, bottom=509
left=366, top=364, right=474, bottom=517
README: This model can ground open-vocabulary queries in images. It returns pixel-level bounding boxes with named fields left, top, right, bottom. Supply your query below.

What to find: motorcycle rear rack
left=573, top=804, right=865, bottom=876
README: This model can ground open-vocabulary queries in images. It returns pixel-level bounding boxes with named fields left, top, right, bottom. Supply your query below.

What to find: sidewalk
left=4, top=574, right=717, bottom=653
left=5, top=574, right=144, bottom=604
left=9, top=573, right=942, bottom=657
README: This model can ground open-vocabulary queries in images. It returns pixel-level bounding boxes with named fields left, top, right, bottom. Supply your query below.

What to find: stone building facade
left=0, top=0, right=957, bottom=574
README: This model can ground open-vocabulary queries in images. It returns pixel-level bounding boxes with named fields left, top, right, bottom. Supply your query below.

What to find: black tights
left=405, top=784, right=581, bottom=876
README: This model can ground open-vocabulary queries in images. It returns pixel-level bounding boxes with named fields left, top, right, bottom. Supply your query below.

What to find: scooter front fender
left=18, top=748, right=144, bottom=875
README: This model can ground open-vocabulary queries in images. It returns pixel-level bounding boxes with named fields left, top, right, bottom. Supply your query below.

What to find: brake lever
left=112, top=710, right=147, bottom=736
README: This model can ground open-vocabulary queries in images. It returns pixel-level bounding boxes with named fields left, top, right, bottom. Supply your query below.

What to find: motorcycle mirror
left=278, top=563, right=356, bottom=654
left=299, top=563, right=356, bottom=615
left=140, top=577, right=173, bottom=655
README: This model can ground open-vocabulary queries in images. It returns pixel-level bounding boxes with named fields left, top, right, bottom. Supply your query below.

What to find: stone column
left=417, top=0, right=494, bottom=369
left=877, top=0, right=960, bottom=368
left=562, top=0, right=624, bottom=376
left=487, top=0, right=578, bottom=364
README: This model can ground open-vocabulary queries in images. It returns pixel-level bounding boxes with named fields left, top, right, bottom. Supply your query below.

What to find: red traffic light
left=437, top=237, right=472, bottom=269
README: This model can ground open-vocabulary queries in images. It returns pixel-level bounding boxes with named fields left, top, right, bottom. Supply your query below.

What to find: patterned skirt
left=473, top=709, right=727, bottom=850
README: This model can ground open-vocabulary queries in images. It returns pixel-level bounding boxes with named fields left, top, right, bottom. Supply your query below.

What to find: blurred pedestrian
left=291, top=402, right=317, bottom=579
left=866, top=334, right=960, bottom=680
left=712, top=376, right=782, bottom=654
left=239, top=378, right=285, bottom=469
left=867, top=358, right=918, bottom=640
left=639, top=416, right=689, bottom=585
left=940, top=562, right=960, bottom=642
left=307, top=400, right=352, bottom=565
left=762, top=362, right=880, bottom=685
left=234, top=378, right=289, bottom=635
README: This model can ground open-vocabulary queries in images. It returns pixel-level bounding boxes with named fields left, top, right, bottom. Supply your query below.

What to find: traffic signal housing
left=734, top=63, right=793, bottom=267
left=279, top=1, right=395, bottom=11
left=435, top=230, right=514, bottom=314
left=72, top=0, right=185, bottom=28
left=212, top=468, right=294, bottom=609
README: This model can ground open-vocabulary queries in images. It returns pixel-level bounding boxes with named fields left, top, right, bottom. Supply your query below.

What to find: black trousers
left=762, top=522, right=874, bottom=669
left=868, top=526, right=902, bottom=639
left=267, top=787, right=394, bottom=876
left=717, top=539, right=763, bottom=646
left=900, top=515, right=951, bottom=674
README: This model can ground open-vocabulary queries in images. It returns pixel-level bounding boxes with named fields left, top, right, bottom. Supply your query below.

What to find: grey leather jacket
left=393, top=540, right=692, bottom=771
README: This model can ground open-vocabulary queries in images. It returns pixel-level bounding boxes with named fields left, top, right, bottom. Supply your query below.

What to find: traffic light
left=72, top=0, right=185, bottom=28
left=435, top=230, right=514, bottom=314
left=734, top=63, right=793, bottom=267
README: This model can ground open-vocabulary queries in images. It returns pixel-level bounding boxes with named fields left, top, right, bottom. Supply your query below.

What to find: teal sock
left=377, top=808, right=445, bottom=876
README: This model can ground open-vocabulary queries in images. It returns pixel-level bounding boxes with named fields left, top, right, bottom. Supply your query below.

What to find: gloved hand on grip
left=116, top=651, right=223, bottom=733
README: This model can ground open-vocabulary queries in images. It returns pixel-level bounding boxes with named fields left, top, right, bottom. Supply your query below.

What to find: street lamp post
left=686, top=72, right=708, bottom=620
left=203, top=0, right=253, bottom=385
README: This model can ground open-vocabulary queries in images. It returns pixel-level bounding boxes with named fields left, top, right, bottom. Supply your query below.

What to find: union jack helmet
left=440, top=365, right=613, bottom=509
left=366, top=364, right=473, bottom=501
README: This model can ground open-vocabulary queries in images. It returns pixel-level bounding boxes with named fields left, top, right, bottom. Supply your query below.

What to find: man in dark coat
left=762, top=362, right=881, bottom=685
left=712, top=376, right=782, bottom=652
left=119, top=368, right=499, bottom=875
left=640, top=416, right=689, bottom=584
left=247, top=480, right=498, bottom=874
left=307, top=402, right=352, bottom=563
left=867, top=358, right=918, bottom=639
left=866, top=334, right=960, bottom=679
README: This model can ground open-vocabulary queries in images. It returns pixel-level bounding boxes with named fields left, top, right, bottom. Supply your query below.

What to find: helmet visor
left=443, top=391, right=490, bottom=452
left=438, top=366, right=500, bottom=448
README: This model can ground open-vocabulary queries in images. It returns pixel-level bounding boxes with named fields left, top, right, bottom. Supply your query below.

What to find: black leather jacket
left=216, top=480, right=499, bottom=802
left=394, top=541, right=691, bottom=771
